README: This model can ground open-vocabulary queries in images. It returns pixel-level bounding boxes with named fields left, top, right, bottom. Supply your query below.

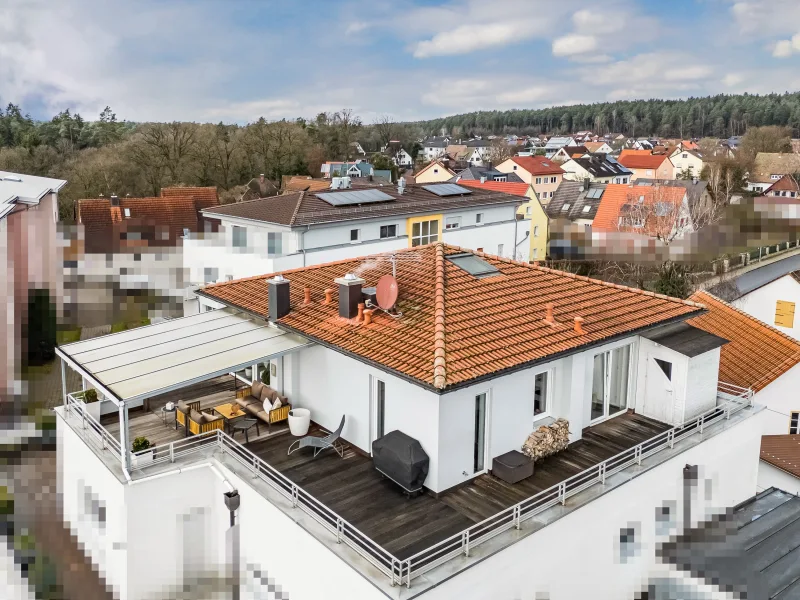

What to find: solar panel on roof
left=422, top=184, right=473, bottom=197
left=316, top=189, right=395, bottom=206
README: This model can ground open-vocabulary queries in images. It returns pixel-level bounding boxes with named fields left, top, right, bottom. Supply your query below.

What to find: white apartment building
left=183, top=181, right=531, bottom=314
left=55, top=245, right=762, bottom=600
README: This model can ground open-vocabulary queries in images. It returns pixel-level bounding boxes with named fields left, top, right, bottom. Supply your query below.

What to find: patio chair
left=287, top=416, right=345, bottom=458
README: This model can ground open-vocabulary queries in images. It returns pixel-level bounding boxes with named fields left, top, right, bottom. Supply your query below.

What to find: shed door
left=642, top=356, right=674, bottom=424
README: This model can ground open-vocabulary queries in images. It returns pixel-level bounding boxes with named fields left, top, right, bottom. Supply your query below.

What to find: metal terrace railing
left=62, top=383, right=754, bottom=589
left=64, top=392, right=122, bottom=460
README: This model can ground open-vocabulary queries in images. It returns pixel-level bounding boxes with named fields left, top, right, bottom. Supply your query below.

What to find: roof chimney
left=110, top=194, right=120, bottom=207
left=397, top=176, right=406, bottom=195
left=335, top=273, right=365, bottom=319
left=267, top=275, right=290, bottom=321
left=480, top=176, right=486, bottom=184
left=583, top=178, right=590, bottom=191
left=545, top=302, right=555, bottom=325
left=574, top=316, right=585, bottom=335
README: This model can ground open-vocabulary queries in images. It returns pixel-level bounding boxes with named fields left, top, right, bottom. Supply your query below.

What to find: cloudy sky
left=3, top=0, right=800, bottom=123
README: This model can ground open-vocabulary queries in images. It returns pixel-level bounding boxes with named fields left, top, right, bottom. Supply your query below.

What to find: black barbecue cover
left=372, top=430, right=429, bottom=490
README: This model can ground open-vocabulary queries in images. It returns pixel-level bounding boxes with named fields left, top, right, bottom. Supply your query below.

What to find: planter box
left=83, top=401, right=101, bottom=423
left=131, top=449, right=155, bottom=468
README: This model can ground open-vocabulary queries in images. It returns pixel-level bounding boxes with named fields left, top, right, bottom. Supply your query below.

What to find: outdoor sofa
left=234, top=381, right=291, bottom=432
left=176, top=400, right=225, bottom=436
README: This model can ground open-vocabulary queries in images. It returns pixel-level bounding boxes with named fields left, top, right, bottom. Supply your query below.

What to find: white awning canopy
left=56, top=308, right=312, bottom=404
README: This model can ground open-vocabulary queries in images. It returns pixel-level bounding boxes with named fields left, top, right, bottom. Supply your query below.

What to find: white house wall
left=754, top=362, right=800, bottom=434
left=684, top=350, right=721, bottom=421
left=635, top=337, right=688, bottom=425
left=293, top=345, right=443, bottom=491
left=419, top=413, right=761, bottom=600
left=757, top=461, right=800, bottom=496
left=302, top=218, right=407, bottom=251
left=732, top=275, right=800, bottom=341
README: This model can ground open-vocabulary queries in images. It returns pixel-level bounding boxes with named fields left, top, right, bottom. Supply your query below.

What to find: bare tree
left=373, top=115, right=397, bottom=151
left=139, top=122, right=198, bottom=184
left=616, top=186, right=685, bottom=244
left=333, top=109, right=362, bottom=161
left=486, top=139, right=514, bottom=164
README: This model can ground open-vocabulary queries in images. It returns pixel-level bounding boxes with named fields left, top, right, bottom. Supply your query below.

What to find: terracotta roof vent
left=363, top=309, right=374, bottom=325
left=545, top=302, right=556, bottom=326
left=303, top=286, right=311, bottom=305
left=323, top=288, right=333, bottom=305
left=574, top=316, right=585, bottom=335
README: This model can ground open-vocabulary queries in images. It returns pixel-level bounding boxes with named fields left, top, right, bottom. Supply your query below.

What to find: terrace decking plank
left=247, top=411, right=669, bottom=560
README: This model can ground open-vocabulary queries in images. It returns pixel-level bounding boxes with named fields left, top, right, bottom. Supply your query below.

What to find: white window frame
left=350, top=228, right=361, bottom=243
left=232, top=225, right=247, bottom=248
left=790, top=410, right=800, bottom=435
left=475, top=213, right=484, bottom=226
left=533, top=224, right=540, bottom=237
left=411, top=219, right=439, bottom=246
left=267, top=232, right=282, bottom=256
left=379, top=224, right=397, bottom=239
left=533, top=368, right=554, bottom=422
left=445, top=216, right=462, bottom=230
left=590, top=343, right=634, bottom=425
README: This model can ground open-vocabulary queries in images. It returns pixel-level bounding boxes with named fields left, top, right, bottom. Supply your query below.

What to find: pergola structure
left=56, top=308, right=312, bottom=476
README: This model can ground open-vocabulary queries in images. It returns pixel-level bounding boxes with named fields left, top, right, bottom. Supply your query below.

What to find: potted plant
left=131, top=437, right=155, bottom=467
left=78, top=389, right=101, bottom=422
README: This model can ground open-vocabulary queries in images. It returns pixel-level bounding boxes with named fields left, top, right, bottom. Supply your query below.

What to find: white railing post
left=558, top=482, right=567, bottom=505
left=699, top=415, right=705, bottom=436
left=252, top=455, right=259, bottom=478
left=169, top=441, right=175, bottom=463
left=668, top=429, right=675, bottom=449
left=514, top=504, right=521, bottom=529
left=336, top=518, right=343, bottom=543
left=405, top=560, right=411, bottom=589
left=599, top=462, right=606, bottom=484
left=291, top=485, right=298, bottom=508
left=463, top=530, right=470, bottom=557
left=635, top=445, right=642, bottom=466
left=82, top=406, right=86, bottom=430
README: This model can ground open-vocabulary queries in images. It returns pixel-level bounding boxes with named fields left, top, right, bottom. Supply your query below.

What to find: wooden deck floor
left=101, top=376, right=288, bottom=447
left=247, top=411, right=670, bottom=560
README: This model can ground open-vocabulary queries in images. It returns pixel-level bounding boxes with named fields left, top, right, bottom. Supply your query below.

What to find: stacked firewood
left=521, top=418, right=571, bottom=462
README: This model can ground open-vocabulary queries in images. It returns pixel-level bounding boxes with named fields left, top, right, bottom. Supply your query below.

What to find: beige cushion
left=251, top=380, right=265, bottom=399
left=177, top=400, right=189, bottom=414
left=259, top=386, right=277, bottom=403
left=189, top=409, right=203, bottom=423
left=272, top=398, right=282, bottom=410
left=201, top=412, right=219, bottom=423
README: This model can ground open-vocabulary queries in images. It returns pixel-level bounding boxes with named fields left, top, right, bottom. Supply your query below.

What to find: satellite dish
left=376, top=275, right=399, bottom=310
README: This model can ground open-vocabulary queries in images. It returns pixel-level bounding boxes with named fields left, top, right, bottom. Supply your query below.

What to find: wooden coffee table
left=213, top=403, right=247, bottom=433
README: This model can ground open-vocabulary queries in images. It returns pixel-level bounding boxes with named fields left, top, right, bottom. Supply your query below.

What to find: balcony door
left=474, top=392, right=489, bottom=474
left=591, top=345, right=632, bottom=423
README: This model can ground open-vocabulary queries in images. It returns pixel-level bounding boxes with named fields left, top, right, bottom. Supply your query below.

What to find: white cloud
left=345, top=21, right=369, bottom=35
left=421, top=77, right=561, bottom=111
left=552, top=34, right=597, bottom=57
left=722, top=73, right=745, bottom=86
left=413, top=23, right=527, bottom=58
left=771, top=33, right=800, bottom=57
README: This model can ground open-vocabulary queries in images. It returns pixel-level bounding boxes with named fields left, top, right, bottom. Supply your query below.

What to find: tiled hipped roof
left=688, top=291, right=800, bottom=392
left=760, top=436, right=800, bottom=478
left=202, top=243, right=705, bottom=391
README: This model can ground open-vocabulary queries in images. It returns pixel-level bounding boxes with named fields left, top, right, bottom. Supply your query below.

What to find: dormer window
left=123, top=208, right=131, bottom=218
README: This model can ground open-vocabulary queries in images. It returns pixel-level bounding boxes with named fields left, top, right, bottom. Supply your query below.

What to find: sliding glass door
left=591, top=345, right=632, bottom=423
left=474, top=393, right=487, bottom=473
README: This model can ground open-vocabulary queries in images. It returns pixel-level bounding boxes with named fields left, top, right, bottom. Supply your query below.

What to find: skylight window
left=446, top=252, right=500, bottom=278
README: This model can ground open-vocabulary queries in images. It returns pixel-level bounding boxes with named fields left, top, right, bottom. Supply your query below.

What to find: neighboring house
left=450, top=166, right=524, bottom=183
left=544, top=136, right=577, bottom=157
left=573, top=130, right=593, bottom=142
left=0, top=171, right=66, bottom=402
left=560, top=155, right=633, bottom=184
left=763, top=173, right=799, bottom=198
left=73, top=187, right=219, bottom=323
left=584, top=141, right=613, bottom=154
left=546, top=180, right=607, bottom=226
left=56, top=240, right=761, bottom=600
left=465, top=138, right=490, bottom=166
left=687, top=291, right=800, bottom=494
left=240, top=174, right=279, bottom=202
left=421, top=137, right=449, bottom=161
left=617, top=150, right=675, bottom=181
left=633, top=178, right=713, bottom=225
left=414, top=159, right=457, bottom=184
left=495, top=156, right=564, bottom=204
left=628, top=138, right=655, bottom=150
left=551, top=145, right=589, bottom=163
left=710, top=253, right=800, bottom=341
left=591, top=183, right=690, bottom=239
left=456, top=179, right=540, bottom=261
left=320, top=161, right=375, bottom=179
left=668, top=147, right=704, bottom=178
left=184, top=181, right=528, bottom=310
left=747, top=152, right=800, bottom=193
left=382, top=142, right=414, bottom=168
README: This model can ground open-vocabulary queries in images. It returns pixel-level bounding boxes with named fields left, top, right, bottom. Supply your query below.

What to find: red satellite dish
left=376, top=275, right=399, bottom=310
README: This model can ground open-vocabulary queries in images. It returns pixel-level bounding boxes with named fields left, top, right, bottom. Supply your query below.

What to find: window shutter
left=775, top=300, right=796, bottom=328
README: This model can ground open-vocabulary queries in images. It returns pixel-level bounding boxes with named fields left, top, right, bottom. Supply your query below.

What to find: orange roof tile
left=617, top=152, right=669, bottom=170
left=509, top=156, right=564, bottom=176
left=592, top=184, right=686, bottom=234
left=201, top=243, right=704, bottom=391
left=457, top=180, right=530, bottom=197
left=688, top=291, right=800, bottom=392
left=161, top=186, right=219, bottom=206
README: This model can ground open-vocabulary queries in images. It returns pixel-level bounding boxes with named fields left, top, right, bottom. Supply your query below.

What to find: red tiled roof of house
left=457, top=180, right=530, bottom=197
left=591, top=184, right=686, bottom=234
left=617, top=152, right=669, bottom=170
left=201, top=243, right=704, bottom=391
left=161, top=186, right=219, bottom=207
left=619, top=149, right=652, bottom=157
left=584, top=142, right=607, bottom=152
left=765, top=174, right=800, bottom=193
left=77, top=194, right=219, bottom=253
left=760, top=435, right=800, bottom=478
left=509, top=156, right=564, bottom=176
left=688, top=291, right=800, bottom=392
